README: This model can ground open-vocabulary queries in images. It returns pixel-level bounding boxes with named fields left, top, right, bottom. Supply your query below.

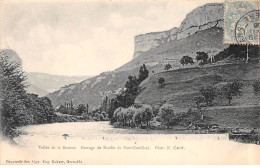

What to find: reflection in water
left=14, top=121, right=228, bottom=147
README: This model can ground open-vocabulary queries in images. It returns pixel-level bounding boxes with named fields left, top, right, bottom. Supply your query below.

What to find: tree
left=108, top=99, right=117, bottom=120
left=0, top=53, right=56, bottom=138
left=158, top=103, right=175, bottom=127
left=252, top=80, right=260, bottom=95
left=221, top=81, right=244, bottom=105
left=199, top=86, right=216, bottom=106
left=164, top=63, right=172, bottom=70
left=196, top=51, right=208, bottom=64
left=180, top=56, right=194, bottom=66
left=158, top=77, right=165, bottom=87
left=86, top=104, right=89, bottom=114
left=57, top=105, right=67, bottom=114
left=125, top=106, right=137, bottom=125
left=138, top=104, right=153, bottom=127
left=0, top=55, right=28, bottom=137
left=76, top=104, right=87, bottom=115
left=133, top=109, right=143, bottom=127
left=138, top=64, right=149, bottom=83
left=113, top=107, right=124, bottom=123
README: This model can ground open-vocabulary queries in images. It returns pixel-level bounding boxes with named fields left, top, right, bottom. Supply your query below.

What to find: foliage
left=113, top=104, right=153, bottom=128
left=221, top=81, right=244, bottom=105
left=108, top=64, right=150, bottom=123
left=138, top=64, right=149, bottom=83
left=196, top=51, right=208, bottom=64
left=164, top=63, right=172, bottom=70
left=252, top=80, right=260, bottom=95
left=158, top=77, right=165, bottom=87
left=158, top=103, right=175, bottom=126
left=213, top=45, right=260, bottom=62
left=125, top=106, right=136, bottom=125
left=124, top=75, right=140, bottom=107
left=133, top=108, right=143, bottom=127
left=76, top=104, right=87, bottom=115
left=199, top=86, right=216, bottom=106
left=0, top=55, right=55, bottom=138
left=180, top=56, right=194, bottom=66
left=137, top=104, right=153, bottom=127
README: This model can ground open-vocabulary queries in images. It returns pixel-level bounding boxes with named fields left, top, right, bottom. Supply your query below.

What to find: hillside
left=25, top=72, right=90, bottom=95
left=26, top=83, right=49, bottom=97
left=117, top=27, right=227, bottom=72
left=135, top=62, right=260, bottom=110
left=48, top=68, right=141, bottom=109
left=48, top=3, right=230, bottom=109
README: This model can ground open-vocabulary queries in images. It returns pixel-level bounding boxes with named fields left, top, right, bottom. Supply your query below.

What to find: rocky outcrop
left=177, top=3, right=224, bottom=40
left=134, top=27, right=178, bottom=58
left=133, top=3, right=224, bottom=58
left=48, top=3, right=228, bottom=110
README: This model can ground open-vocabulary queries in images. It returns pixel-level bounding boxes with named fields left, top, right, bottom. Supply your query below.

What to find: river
left=14, top=121, right=229, bottom=148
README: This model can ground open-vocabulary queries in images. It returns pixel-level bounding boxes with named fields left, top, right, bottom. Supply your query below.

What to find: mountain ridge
left=133, top=3, right=224, bottom=58
left=48, top=3, right=229, bottom=110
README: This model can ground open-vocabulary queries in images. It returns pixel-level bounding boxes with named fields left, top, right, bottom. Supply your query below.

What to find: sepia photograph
left=0, top=0, right=259, bottom=165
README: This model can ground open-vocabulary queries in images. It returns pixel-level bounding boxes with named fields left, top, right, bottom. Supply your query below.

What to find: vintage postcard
left=0, top=0, right=259, bottom=165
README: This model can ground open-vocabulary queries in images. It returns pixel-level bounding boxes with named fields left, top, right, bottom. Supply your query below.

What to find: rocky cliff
left=133, top=3, right=224, bottom=58
left=48, top=3, right=228, bottom=109
left=134, top=27, right=178, bottom=58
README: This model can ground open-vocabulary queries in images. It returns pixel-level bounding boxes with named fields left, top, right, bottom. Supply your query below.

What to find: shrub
left=164, top=63, right=172, bottom=70
left=125, top=106, right=137, bottom=125
left=180, top=56, right=194, bottom=66
left=133, top=109, right=143, bottom=127
left=139, top=104, right=154, bottom=127
left=158, top=103, right=175, bottom=127
left=158, top=77, right=165, bottom=87
left=196, top=51, right=208, bottom=64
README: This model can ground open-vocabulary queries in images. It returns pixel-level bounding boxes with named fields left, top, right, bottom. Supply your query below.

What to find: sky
left=0, top=0, right=223, bottom=76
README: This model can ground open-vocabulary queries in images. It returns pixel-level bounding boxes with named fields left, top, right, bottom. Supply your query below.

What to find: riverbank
left=111, top=106, right=260, bottom=144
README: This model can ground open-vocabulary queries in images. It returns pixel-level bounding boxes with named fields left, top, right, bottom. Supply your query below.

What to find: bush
left=196, top=51, right=208, bottom=64
left=164, top=63, right=172, bottom=70
left=158, top=103, right=175, bottom=127
left=133, top=109, right=143, bottom=127
left=139, top=104, right=154, bottom=127
left=158, top=77, right=165, bottom=87
left=180, top=56, right=194, bottom=66
left=125, top=106, right=137, bottom=125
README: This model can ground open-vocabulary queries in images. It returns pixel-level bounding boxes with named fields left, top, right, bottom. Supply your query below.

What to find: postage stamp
left=224, top=0, right=260, bottom=45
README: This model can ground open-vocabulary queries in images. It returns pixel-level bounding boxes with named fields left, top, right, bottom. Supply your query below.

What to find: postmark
left=235, top=10, right=260, bottom=44
left=224, top=0, right=260, bottom=45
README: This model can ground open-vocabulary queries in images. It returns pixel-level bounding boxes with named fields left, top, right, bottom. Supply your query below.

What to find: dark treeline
left=57, top=101, right=89, bottom=116
left=0, top=54, right=55, bottom=138
left=101, top=64, right=149, bottom=123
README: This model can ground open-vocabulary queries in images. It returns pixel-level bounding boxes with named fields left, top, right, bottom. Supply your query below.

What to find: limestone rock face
left=177, top=3, right=224, bottom=40
left=133, top=3, right=224, bottom=59
left=134, top=29, right=178, bottom=58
